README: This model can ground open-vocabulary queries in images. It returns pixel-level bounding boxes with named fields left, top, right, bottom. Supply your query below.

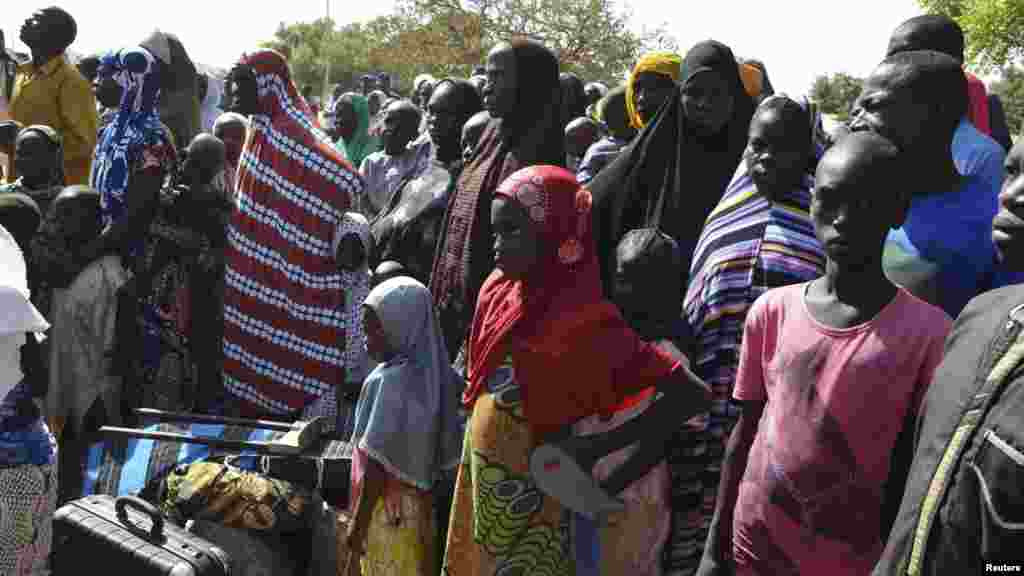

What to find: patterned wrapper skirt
left=442, top=367, right=573, bottom=576
left=0, top=454, right=58, bottom=575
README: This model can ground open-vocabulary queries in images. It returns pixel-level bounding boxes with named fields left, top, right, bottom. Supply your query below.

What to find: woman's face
left=362, top=307, right=395, bottom=363
left=491, top=195, right=541, bottom=280
left=483, top=46, right=518, bottom=119
left=92, top=74, right=123, bottom=109
left=14, top=131, right=56, bottom=189
left=633, top=71, right=676, bottom=125
left=680, top=70, right=735, bottom=134
left=336, top=234, right=366, bottom=272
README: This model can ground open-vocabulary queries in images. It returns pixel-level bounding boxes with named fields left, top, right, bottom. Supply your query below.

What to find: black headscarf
left=588, top=40, right=756, bottom=296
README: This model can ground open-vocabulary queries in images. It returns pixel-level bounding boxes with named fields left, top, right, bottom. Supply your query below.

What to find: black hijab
left=588, top=40, right=755, bottom=296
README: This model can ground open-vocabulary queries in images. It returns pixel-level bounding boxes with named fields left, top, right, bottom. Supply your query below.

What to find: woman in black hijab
left=429, top=38, right=563, bottom=360
left=589, top=40, right=757, bottom=295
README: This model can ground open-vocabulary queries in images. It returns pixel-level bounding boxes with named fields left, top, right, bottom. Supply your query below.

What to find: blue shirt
left=952, top=117, right=1006, bottom=202
left=884, top=174, right=1002, bottom=318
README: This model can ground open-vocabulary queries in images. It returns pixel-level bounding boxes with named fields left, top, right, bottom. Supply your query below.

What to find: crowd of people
left=0, top=4, right=1022, bottom=576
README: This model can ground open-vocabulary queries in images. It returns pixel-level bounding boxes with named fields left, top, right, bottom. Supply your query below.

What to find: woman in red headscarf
left=442, top=165, right=709, bottom=575
left=220, top=49, right=364, bottom=418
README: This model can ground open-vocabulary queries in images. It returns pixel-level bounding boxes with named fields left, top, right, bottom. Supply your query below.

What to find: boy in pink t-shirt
left=697, top=133, right=953, bottom=576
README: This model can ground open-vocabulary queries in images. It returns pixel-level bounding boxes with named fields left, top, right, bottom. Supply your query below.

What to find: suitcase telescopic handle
left=115, top=496, right=165, bottom=538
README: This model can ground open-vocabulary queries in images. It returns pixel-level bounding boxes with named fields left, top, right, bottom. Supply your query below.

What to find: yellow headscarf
left=626, top=52, right=682, bottom=130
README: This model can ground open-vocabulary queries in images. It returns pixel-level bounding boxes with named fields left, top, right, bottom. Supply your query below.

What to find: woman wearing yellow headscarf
left=625, top=52, right=682, bottom=130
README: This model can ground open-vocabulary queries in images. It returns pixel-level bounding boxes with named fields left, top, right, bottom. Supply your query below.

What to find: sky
left=4, top=0, right=934, bottom=96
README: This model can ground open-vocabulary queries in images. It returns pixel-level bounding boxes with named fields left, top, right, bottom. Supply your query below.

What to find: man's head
left=993, top=140, right=1024, bottom=269
left=181, top=133, right=227, bottom=188
left=20, top=7, right=77, bottom=54
left=886, top=14, right=965, bottom=63
left=851, top=50, right=967, bottom=158
left=462, top=110, right=491, bottom=163
left=613, top=228, right=684, bottom=337
left=381, top=100, right=422, bottom=155
left=427, top=79, right=483, bottom=161
left=333, top=93, right=360, bottom=143
left=812, top=132, right=908, bottom=270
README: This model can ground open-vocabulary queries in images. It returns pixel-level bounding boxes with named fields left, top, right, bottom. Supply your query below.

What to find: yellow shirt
left=8, top=55, right=99, bottom=186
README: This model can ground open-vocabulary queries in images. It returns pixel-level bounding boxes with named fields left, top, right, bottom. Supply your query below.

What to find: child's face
left=362, top=306, right=394, bottom=363
left=214, top=124, right=246, bottom=167
left=811, top=144, right=906, bottom=268
left=336, top=234, right=366, bottom=272
left=745, top=108, right=806, bottom=197
left=14, top=131, right=55, bottom=189
left=490, top=196, right=541, bottom=280
left=993, top=141, right=1024, bottom=269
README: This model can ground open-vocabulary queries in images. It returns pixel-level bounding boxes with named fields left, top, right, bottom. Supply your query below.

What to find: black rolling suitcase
left=53, top=495, right=231, bottom=575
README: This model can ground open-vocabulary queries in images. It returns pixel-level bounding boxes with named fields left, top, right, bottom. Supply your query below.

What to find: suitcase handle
left=115, top=496, right=165, bottom=539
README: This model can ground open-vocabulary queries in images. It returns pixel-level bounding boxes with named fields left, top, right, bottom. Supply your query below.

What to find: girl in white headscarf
left=302, top=212, right=374, bottom=436
left=0, top=223, right=57, bottom=573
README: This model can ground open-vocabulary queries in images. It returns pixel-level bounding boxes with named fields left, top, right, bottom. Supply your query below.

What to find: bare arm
left=697, top=400, right=764, bottom=576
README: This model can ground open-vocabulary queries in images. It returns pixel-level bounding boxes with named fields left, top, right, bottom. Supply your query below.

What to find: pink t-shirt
left=731, top=283, right=951, bottom=575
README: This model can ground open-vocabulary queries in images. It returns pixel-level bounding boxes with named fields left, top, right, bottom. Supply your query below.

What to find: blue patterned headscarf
left=90, top=46, right=173, bottom=230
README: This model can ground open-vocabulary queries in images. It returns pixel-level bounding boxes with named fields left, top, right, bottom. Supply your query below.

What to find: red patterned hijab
left=465, top=165, right=680, bottom=440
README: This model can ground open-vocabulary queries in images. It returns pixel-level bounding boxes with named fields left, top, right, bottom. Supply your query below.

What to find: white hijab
left=0, top=225, right=48, bottom=399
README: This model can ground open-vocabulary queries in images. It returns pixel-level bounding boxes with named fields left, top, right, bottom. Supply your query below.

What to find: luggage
left=53, top=494, right=231, bottom=575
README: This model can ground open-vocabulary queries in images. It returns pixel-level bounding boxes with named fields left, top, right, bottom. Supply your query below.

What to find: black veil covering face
left=589, top=40, right=756, bottom=296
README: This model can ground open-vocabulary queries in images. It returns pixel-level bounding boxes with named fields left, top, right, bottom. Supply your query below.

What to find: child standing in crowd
left=308, top=212, right=374, bottom=438
left=575, top=227, right=692, bottom=576
left=443, top=165, right=710, bottom=576
left=686, top=94, right=826, bottom=575
left=698, top=133, right=952, bottom=575
left=344, top=276, right=463, bottom=576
